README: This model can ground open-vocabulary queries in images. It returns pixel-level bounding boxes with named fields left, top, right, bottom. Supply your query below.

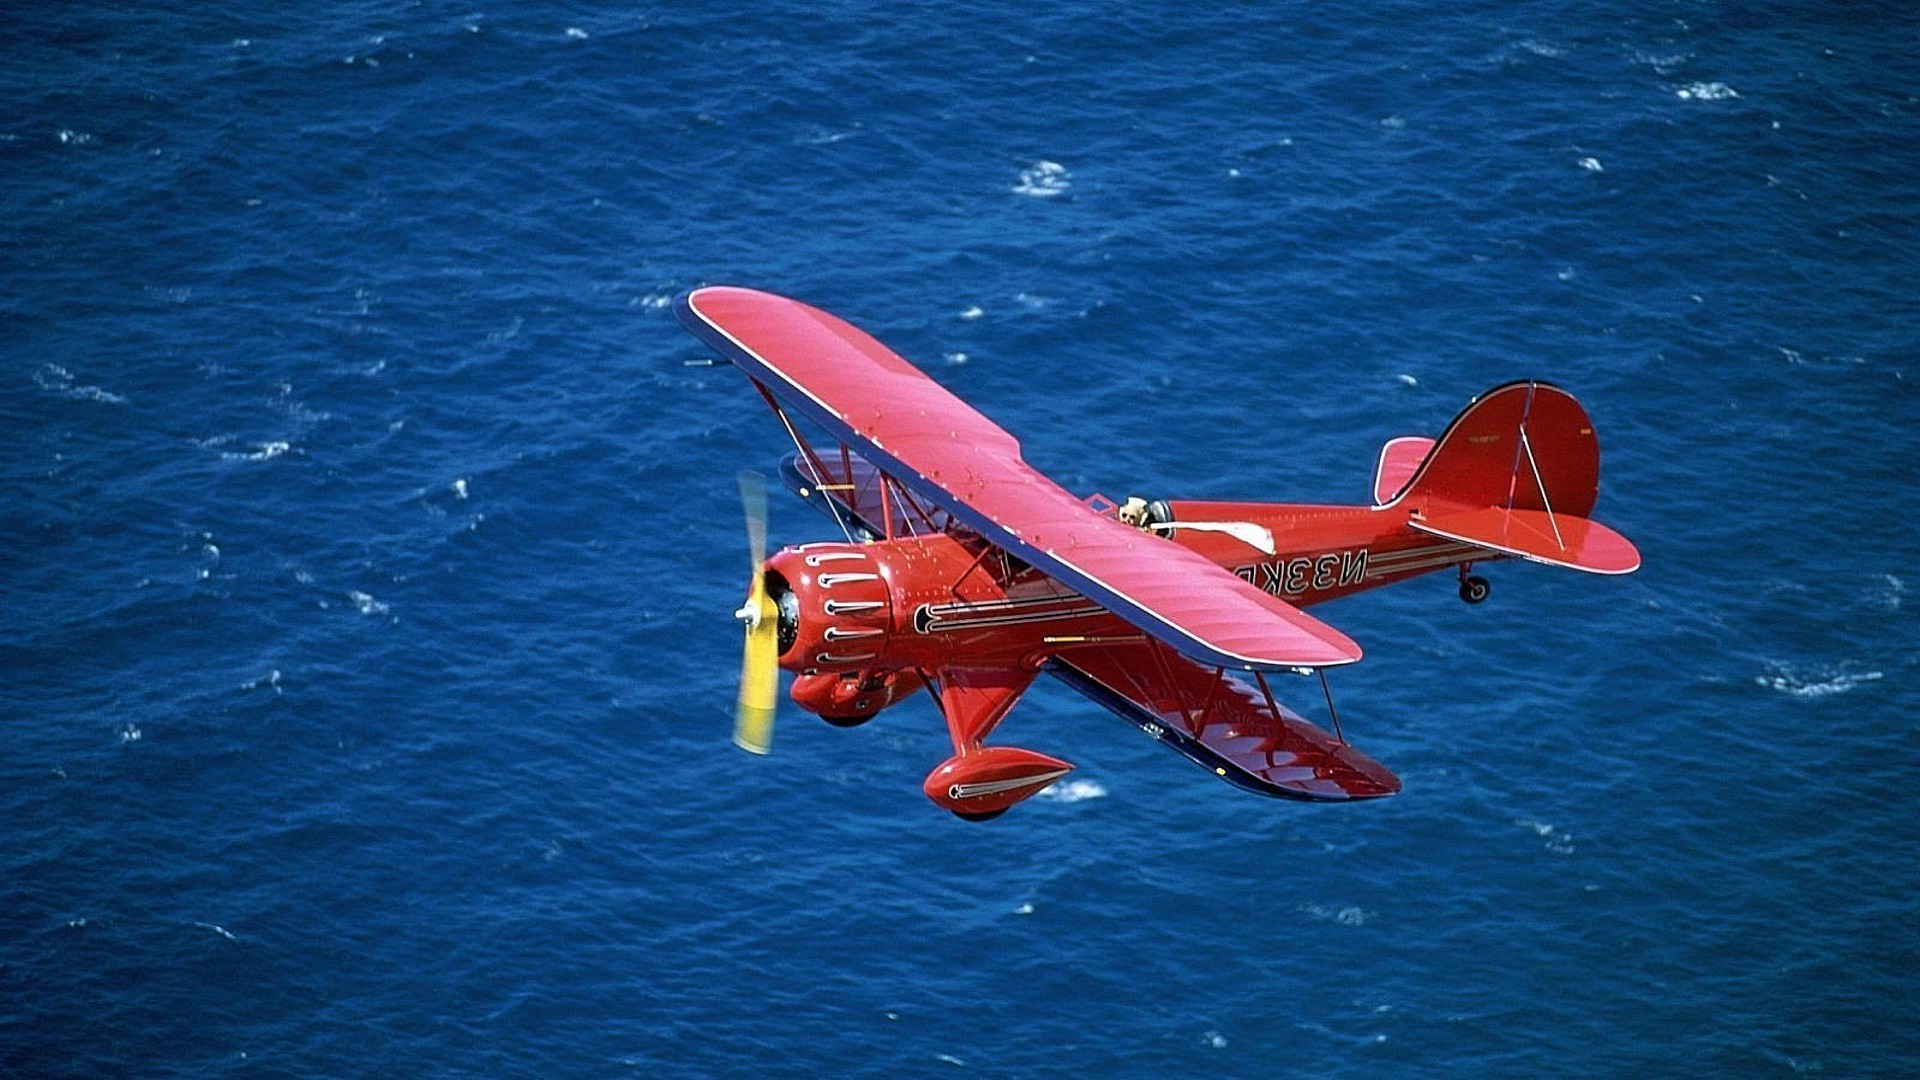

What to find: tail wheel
left=1459, top=575, right=1491, bottom=604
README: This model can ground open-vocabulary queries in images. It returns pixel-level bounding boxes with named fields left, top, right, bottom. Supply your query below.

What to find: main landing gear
left=1458, top=564, right=1491, bottom=605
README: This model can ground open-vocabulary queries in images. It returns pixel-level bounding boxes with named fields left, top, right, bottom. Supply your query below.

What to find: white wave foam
left=1875, top=574, right=1904, bottom=610
left=347, top=590, right=390, bottom=616
left=1037, top=778, right=1106, bottom=803
left=1013, top=160, right=1070, bottom=197
left=1301, top=902, right=1371, bottom=926
left=222, top=441, right=291, bottom=462
left=1756, top=663, right=1883, bottom=699
left=1514, top=818, right=1575, bottom=855
left=34, top=364, right=127, bottom=404
left=1677, top=81, right=1738, bottom=102
left=958, top=305, right=984, bottom=321
left=1635, top=51, right=1691, bottom=75
left=1578, top=156, right=1603, bottom=172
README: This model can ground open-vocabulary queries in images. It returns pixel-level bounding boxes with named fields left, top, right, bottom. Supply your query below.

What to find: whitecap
left=1396, top=373, right=1419, bottom=387
left=943, top=351, right=968, bottom=366
left=797, top=125, right=862, bottom=146
left=1677, top=81, right=1738, bottom=102
left=1756, top=663, right=1883, bottom=699
left=1515, top=818, right=1576, bottom=854
left=34, top=364, right=127, bottom=404
left=1875, top=574, right=1904, bottom=610
left=222, top=441, right=290, bottom=462
left=1578, top=156, right=1603, bottom=172
left=1301, top=902, right=1371, bottom=926
left=451, top=477, right=470, bottom=499
left=347, top=590, right=390, bottom=616
left=1013, top=160, right=1070, bottom=197
left=1013, top=901, right=1034, bottom=915
left=1202, top=1030, right=1229, bottom=1049
left=958, top=305, right=984, bottom=321
left=565, top=27, right=588, bottom=40
left=1634, top=51, right=1691, bottom=75
left=1037, top=778, right=1106, bottom=803
left=119, top=724, right=142, bottom=744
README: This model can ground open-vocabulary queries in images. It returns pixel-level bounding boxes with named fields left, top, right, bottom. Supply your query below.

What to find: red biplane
left=677, top=286, right=1639, bottom=820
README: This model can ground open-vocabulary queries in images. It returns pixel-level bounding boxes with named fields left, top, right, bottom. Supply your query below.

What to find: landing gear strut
left=1458, top=564, right=1490, bottom=605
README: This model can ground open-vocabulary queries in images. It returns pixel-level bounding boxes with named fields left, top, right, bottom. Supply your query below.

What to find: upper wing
left=1049, top=644, right=1399, bottom=801
left=678, top=286, right=1361, bottom=671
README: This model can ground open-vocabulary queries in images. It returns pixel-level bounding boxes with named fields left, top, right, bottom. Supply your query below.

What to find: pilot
left=1118, top=496, right=1152, bottom=528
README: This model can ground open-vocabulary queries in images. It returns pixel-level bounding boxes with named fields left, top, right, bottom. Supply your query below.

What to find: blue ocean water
left=6, top=1, right=1917, bottom=1074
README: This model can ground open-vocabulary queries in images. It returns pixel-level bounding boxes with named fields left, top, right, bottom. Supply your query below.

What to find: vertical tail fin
left=1387, top=381, right=1601, bottom=517
left=1390, top=382, right=1640, bottom=575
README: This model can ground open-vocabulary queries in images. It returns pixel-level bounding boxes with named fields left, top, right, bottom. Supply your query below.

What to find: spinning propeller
left=733, top=472, right=779, bottom=754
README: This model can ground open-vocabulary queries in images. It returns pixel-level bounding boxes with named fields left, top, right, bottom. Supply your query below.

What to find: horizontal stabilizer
left=1410, top=508, right=1640, bottom=575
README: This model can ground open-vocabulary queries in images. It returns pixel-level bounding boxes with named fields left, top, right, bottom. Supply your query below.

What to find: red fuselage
left=765, top=501, right=1476, bottom=687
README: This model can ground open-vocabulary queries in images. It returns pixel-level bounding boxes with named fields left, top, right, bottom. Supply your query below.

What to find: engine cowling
left=764, top=543, right=894, bottom=674
left=789, top=668, right=924, bottom=725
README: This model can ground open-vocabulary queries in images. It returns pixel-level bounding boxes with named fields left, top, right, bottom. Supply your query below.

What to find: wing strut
left=1316, top=669, right=1346, bottom=745
left=1147, top=640, right=1195, bottom=730
left=1253, top=668, right=1345, bottom=747
left=753, top=381, right=857, bottom=545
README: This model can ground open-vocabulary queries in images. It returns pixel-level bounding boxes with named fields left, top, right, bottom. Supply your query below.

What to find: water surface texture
left=6, top=3, right=1917, bottom=1075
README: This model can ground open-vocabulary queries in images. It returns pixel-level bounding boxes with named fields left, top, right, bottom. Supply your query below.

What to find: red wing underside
left=1050, top=644, right=1399, bottom=801
left=677, top=286, right=1361, bottom=672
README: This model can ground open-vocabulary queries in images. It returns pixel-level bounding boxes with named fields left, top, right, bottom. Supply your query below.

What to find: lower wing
left=1048, top=643, right=1400, bottom=801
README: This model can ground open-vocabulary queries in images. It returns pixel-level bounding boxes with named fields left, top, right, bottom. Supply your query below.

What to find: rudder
left=1389, top=381, right=1601, bottom=517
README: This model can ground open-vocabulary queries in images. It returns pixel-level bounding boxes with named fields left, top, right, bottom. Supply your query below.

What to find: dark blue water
left=7, top=3, right=1917, bottom=1075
